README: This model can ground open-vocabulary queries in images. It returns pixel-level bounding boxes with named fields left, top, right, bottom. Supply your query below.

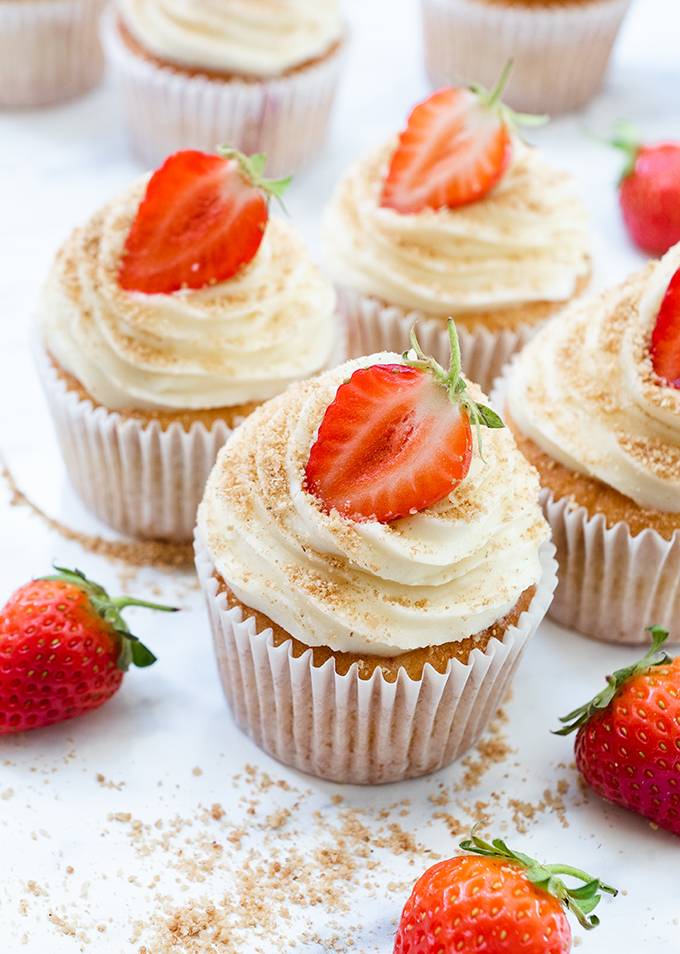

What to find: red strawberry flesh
left=650, top=264, right=680, bottom=388
left=118, top=150, right=268, bottom=295
left=304, top=364, right=473, bottom=523
left=381, top=86, right=512, bottom=214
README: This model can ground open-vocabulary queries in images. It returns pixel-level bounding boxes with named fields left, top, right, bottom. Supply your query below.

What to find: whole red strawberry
left=394, top=831, right=617, bottom=954
left=381, top=62, right=545, bottom=214
left=610, top=123, right=680, bottom=255
left=555, top=626, right=680, bottom=836
left=0, top=567, right=176, bottom=734
left=304, top=320, right=503, bottom=523
left=118, top=147, right=290, bottom=294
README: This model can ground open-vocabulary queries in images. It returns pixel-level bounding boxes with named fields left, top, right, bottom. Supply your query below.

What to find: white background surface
left=1, top=1, right=679, bottom=951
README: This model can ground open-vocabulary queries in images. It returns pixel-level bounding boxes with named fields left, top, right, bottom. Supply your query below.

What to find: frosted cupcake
left=422, top=0, right=632, bottom=115
left=323, top=75, right=590, bottom=392
left=0, top=0, right=107, bottom=107
left=103, top=0, right=345, bottom=174
left=36, top=149, right=338, bottom=542
left=500, top=244, right=680, bottom=644
left=196, top=322, right=555, bottom=783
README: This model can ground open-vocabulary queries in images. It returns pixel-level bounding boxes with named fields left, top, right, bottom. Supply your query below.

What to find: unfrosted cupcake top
left=322, top=140, right=590, bottom=320
left=39, top=180, right=337, bottom=411
left=119, top=0, right=343, bottom=77
left=198, top=352, right=549, bottom=657
left=507, top=244, right=680, bottom=512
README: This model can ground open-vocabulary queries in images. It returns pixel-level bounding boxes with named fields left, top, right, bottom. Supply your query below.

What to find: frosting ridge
left=507, top=244, right=680, bottom=512
left=39, top=181, right=337, bottom=411
left=119, top=0, right=342, bottom=77
left=322, top=140, right=590, bottom=319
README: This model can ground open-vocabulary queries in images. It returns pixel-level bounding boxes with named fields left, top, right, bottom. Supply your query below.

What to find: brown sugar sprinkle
left=11, top=715, right=583, bottom=951
left=1, top=463, right=192, bottom=570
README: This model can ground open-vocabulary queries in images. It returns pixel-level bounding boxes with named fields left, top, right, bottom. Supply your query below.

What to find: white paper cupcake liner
left=36, top=347, right=236, bottom=542
left=195, top=533, right=557, bottom=784
left=0, top=0, right=107, bottom=107
left=338, top=287, right=536, bottom=394
left=421, top=0, right=632, bottom=114
left=491, top=366, right=680, bottom=645
left=102, top=10, right=345, bottom=175
left=543, top=494, right=680, bottom=645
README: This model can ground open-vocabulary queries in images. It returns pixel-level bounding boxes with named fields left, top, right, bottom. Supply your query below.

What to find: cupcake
left=421, top=0, right=632, bottom=115
left=196, top=322, right=556, bottom=783
left=102, top=0, right=345, bottom=175
left=36, top=148, right=339, bottom=542
left=499, top=244, right=680, bottom=645
left=322, top=76, right=590, bottom=393
left=0, top=0, right=107, bottom=107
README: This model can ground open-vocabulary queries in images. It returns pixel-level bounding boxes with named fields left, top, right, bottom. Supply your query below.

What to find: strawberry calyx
left=470, top=60, right=548, bottom=134
left=608, top=120, right=642, bottom=181
left=40, top=566, right=178, bottom=671
left=402, top=318, right=504, bottom=456
left=554, top=626, right=671, bottom=737
left=459, top=830, right=618, bottom=931
left=215, top=147, right=291, bottom=210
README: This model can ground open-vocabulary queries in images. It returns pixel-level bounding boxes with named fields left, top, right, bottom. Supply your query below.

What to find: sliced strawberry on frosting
left=650, top=264, right=680, bottom=388
left=118, top=148, right=290, bottom=295
left=304, top=321, right=504, bottom=523
left=381, top=63, right=545, bottom=215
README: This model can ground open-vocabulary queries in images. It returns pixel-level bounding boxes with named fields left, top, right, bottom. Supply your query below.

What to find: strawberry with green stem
left=118, top=147, right=290, bottom=295
left=609, top=121, right=680, bottom=256
left=555, top=626, right=680, bottom=836
left=0, top=566, right=176, bottom=734
left=381, top=61, right=546, bottom=214
left=394, top=830, right=617, bottom=954
left=304, top=319, right=503, bottom=523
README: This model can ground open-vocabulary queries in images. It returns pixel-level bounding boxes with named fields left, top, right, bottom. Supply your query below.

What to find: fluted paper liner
left=543, top=494, right=680, bottom=645
left=36, top=347, right=236, bottom=542
left=492, top=367, right=680, bottom=645
left=195, top=533, right=557, bottom=784
left=0, top=0, right=107, bottom=107
left=102, top=10, right=345, bottom=175
left=421, top=0, right=632, bottom=115
left=339, top=287, right=535, bottom=394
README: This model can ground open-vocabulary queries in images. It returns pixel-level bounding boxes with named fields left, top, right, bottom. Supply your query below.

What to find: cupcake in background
left=0, top=0, right=107, bottom=107
left=103, top=0, right=345, bottom=174
left=196, top=323, right=556, bottom=783
left=498, top=243, right=680, bottom=644
left=421, top=0, right=632, bottom=115
left=322, top=72, right=591, bottom=392
left=35, top=148, right=339, bottom=541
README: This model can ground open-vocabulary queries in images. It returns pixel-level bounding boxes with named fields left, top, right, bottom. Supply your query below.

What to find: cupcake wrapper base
left=545, top=493, right=680, bottom=645
left=421, top=0, right=632, bottom=115
left=339, top=288, right=535, bottom=395
left=36, top=347, right=234, bottom=542
left=102, top=10, right=345, bottom=176
left=0, top=0, right=107, bottom=107
left=195, top=535, right=557, bottom=784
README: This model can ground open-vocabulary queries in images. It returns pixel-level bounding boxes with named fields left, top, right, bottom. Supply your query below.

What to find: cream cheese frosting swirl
left=199, top=353, right=549, bottom=656
left=507, top=244, right=680, bottom=512
left=119, top=0, right=342, bottom=77
left=322, top=140, right=590, bottom=319
left=39, top=181, right=337, bottom=411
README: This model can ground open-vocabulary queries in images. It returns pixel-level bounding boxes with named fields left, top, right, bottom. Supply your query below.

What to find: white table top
left=1, top=1, right=679, bottom=950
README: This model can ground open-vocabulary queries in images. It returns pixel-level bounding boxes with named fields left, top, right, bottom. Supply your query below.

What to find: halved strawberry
left=304, top=321, right=503, bottom=523
left=118, top=149, right=290, bottom=295
left=650, top=265, right=680, bottom=388
left=381, top=64, right=544, bottom=215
